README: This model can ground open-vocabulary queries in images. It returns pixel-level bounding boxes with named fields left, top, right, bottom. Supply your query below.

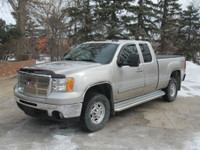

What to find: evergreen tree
left=0, top=19, right=7, bottom=45
left=90, top=0, right=125, bottom=40
left=0, top=19, right=22, bottom=60
left=157, top=0, right=182, bottom=54
left=120, top=0, right=137, bottom=39
left=67, top=0, right=94, bottom=44
left=177, top=4, right=200, bottom=62
left=122, top=0, right=158, bottom=40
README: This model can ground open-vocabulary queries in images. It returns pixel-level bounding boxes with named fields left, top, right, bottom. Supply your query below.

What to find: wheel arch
left=83, top=82, right=115, bottom=115
left=170, top=70, right=181, bottom=90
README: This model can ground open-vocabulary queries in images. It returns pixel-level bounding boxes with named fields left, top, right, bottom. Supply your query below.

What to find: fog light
left=58, top=112, right=64, bottom=119
left=52, top=111, right=64, bottom=120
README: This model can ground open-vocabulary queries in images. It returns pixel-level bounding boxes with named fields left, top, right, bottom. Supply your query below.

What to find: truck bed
left=156, top=55, right=182, bottom=59
left=156, top=55, right=185, bottom=90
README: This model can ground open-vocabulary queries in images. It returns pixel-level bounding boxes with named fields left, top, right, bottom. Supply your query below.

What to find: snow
left=178, top=61, right=200, bottom=97
left=36, top=60, right=47, bottom=64
left=36, top=57, right=50, bottom=64
left=43, top=134, right=77, bottom=150
left=0, top=119, right=78, bottom=150
left=7, top=58, right=16, bottom=61
left=88, top=133, right=95, bottom=137
left=183, top=133, right=200, bottom=150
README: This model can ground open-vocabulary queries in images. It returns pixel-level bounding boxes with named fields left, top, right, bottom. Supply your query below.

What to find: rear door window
left=139, top=44, right=152, bottom=63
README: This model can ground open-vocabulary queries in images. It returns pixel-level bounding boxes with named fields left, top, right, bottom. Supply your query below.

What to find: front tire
left=163, top=78, right=178, bottom=102
left=80, top=93, right=110, bottom=132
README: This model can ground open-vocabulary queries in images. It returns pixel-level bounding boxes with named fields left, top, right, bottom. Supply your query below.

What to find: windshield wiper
left=80, top=59, right=96, bottom=63
left=65, top=58, right=97, bottom=63
left=64, top=58, right=74, bottom=61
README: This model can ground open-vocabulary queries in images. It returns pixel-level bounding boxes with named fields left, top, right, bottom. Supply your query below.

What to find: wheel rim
left=170, top=82, right=176, bottom=97
left=90, top=102, right=105, bottom=124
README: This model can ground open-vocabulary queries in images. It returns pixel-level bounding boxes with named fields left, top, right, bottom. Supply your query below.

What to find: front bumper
left=15, top=96, right=82, bottom=119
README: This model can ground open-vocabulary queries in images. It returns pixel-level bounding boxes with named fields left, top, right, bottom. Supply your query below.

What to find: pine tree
left=122, top=0, right=158, bottom=40
left=120, top=0, right=137, bottom=39
left=67, top=0, right=94, bottom=44
left=157, top=0, right=182, bottom=54
left=177, top=4, right=200, bottom=62
left=93, top=0, right=126, bottom=39
left=0, top=19, right=7, bottom=60
left=0, top=19, right=6, bottom=44
left=0, top=19, right=22, bottom=60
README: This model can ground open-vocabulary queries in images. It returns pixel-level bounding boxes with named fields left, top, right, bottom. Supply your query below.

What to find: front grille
left=18, top=71, right=51, bottom=97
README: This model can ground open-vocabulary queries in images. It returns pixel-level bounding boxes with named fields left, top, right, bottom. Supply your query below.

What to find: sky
left=0, top=0, right=199, bottom=25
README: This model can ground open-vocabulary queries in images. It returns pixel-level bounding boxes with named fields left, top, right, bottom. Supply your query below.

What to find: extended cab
left=14, top=40, right=186, bottom=131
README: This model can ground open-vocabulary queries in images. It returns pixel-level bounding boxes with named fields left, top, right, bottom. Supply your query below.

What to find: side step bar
left=114, top=90, right=165, bottom=112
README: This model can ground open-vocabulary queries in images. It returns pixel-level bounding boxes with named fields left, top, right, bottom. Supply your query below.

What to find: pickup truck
left=14, top=40, right=186, bottom=132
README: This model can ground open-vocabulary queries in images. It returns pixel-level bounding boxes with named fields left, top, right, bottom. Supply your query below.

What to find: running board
left=114, top=90, right=165, bottom=112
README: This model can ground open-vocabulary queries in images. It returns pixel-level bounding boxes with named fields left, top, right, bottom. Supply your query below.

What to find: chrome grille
left=18, top=72, right=51, bottom=97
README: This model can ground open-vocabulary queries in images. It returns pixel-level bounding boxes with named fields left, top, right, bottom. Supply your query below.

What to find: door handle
left=137, top=68, right=143, bottom=72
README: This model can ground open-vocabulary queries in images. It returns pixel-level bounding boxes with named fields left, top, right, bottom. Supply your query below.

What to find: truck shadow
left=27, top=117, right=81, bottom=131
left=114, top=97, right=164, bottom=117
left=108, top=97, right=165, bottom=129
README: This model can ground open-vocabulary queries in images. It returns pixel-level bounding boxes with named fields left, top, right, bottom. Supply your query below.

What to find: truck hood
left=23, top=61, right=101, bottom=75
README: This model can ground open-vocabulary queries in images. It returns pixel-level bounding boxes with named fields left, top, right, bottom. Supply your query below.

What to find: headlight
left=18, top=74, right=24, bottom=92
left=52, top=78, right=74, bottom=92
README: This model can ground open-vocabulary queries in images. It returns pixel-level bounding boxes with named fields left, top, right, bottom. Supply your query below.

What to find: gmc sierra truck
left=14, top=40, right=186, bottom=132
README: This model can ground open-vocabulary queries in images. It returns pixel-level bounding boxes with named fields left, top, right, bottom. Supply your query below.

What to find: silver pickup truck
left=14, top=40, right=186, bottom=131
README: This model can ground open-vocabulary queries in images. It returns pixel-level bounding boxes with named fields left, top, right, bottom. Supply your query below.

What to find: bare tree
left=29, top=0, right=70, bottom=61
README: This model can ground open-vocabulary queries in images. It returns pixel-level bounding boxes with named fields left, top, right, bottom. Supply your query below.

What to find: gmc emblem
left=24, top=80, right=36, bottom=88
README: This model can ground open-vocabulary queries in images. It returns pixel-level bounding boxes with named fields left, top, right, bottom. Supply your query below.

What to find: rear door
left=139, top=43, right=158, bottom=93
left=114, top=44, right=145, bottom=101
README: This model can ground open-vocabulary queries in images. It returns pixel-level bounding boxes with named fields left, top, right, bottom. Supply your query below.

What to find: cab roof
left=85, top=40, right=150, bottom=45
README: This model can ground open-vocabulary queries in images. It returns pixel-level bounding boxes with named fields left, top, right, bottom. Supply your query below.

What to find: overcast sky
left=0, top=0, right=199, bottom=25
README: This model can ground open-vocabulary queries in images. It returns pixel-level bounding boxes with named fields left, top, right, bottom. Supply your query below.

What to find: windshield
left=64, top=43, right=119, bottom=64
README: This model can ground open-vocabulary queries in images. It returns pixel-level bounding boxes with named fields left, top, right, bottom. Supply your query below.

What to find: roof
left=85, top=40, right=150, bottom=45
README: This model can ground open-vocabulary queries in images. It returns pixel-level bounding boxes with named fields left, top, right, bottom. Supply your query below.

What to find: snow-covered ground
left=179, top=61, right=200, bottom=150
left=178, top=61, right=200, bottom=97
left=0, top=119, right=78, bottom=150
left=183, top=133, right=200, bottom=150
left=36, top=57, right=50, bottom=64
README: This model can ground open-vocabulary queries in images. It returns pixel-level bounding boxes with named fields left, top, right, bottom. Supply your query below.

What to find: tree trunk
left=8, top=0, right=28, bottom=60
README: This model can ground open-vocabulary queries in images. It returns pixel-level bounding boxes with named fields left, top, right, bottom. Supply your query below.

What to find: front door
left=114, top=44, right=145, bottom=101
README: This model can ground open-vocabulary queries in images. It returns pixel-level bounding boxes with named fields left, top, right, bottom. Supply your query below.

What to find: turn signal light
left=66, top=78, right=74, bottom=92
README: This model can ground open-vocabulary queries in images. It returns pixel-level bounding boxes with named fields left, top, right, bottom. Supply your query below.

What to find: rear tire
left=80, top=93, right=110, bottom=132
left=163, top=78, right=178, bottom=102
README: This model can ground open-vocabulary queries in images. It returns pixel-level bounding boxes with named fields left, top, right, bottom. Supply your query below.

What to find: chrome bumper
left=15, top=96, right=82, bottom=118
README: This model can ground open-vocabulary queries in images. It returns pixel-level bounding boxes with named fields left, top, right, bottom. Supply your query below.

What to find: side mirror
left=128, top=53, right=139, bottom=67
